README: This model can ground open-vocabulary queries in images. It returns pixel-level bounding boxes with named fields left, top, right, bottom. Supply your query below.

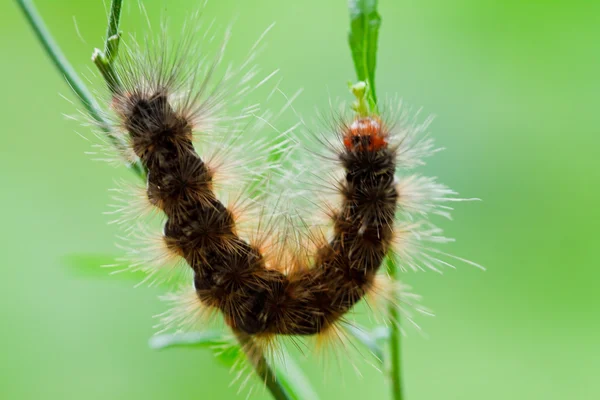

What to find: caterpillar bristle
left=379, top=100, right=439, bottom=169
left=365, top=274, right=433, bottom=331
left=390, top=220, right=484, bottom=273
left=85, top=141, right=138, bottom=167
left=203, top=131, right=278, bottom=198
left=247, top=332, right=282, bottom=368
left=113, top=224, right=190, bottom=288
left=312, top=319, right=368, bottom=381
left=105, top=180, right=159, bottom=229
left=366, top=274, right=397, bottom=309
left=396, top=174, right=480, bottom=220
left=229, top=332, right=284, bottom=398
left=154, top=285, right=216, bottom=334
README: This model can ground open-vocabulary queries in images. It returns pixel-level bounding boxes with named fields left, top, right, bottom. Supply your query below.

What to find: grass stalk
left=387, top=257, right=404, bottom=400
left=234, top=332, right=291, bottom=400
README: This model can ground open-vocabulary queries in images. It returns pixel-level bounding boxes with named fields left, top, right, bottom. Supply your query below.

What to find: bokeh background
left=1, top=0, right=599, bottom=399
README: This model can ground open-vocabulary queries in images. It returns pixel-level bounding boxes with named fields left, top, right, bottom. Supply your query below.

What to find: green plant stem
left=105, top=0, right=122, bottom=54
left=349, top=2, right=401, bottom=398
left=348, top=0, right=381, bottom=112
left=387, top=257, right=404, bottom=400
left=93, top=0, right=123, bottom=91
left=234, top=332, right=291, bottom=400
left=16, top=0, right=144, bottom=178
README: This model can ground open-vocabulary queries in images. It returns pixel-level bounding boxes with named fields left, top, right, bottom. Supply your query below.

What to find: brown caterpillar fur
left=114, top=85, right=397, bottom=335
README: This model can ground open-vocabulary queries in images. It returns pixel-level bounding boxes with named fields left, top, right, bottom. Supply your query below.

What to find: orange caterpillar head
left=343, top=116, right=388, bottom=152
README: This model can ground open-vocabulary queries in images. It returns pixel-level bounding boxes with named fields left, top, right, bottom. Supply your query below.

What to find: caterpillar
left=86, top=9, right=481, bottom=362
left=114, top=92, right=396, bottom=337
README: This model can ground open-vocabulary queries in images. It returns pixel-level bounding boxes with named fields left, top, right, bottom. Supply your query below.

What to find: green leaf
left=348, top=0, right=381, bottom=109
left=151, top=332, right=319, bottom=399
left=273, top=353, right=320, bottom=400
left=61, top=252, right=156, bottom=285
left=62, top=253, right=126, bottom=278
left=149, top=331, right=242, bottom=367
left=62, top=252, right=192, bottom=288
left=245, top=136, right=292, bottom=200
left=347, top=324, right=390, bottom=365
left=149, top=331, right=226, bottom=349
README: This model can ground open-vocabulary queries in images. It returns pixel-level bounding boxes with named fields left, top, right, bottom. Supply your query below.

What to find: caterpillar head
left=343, top=116, right=388, bottom=152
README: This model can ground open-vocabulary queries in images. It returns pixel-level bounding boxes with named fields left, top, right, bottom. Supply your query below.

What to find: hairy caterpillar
left=114, top=90, right=396, bottom=337
left=84, top=8, right=481, bottom=364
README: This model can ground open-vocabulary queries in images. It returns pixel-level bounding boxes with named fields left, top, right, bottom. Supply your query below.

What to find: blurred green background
left=1, top=0, right=599, bottom=399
